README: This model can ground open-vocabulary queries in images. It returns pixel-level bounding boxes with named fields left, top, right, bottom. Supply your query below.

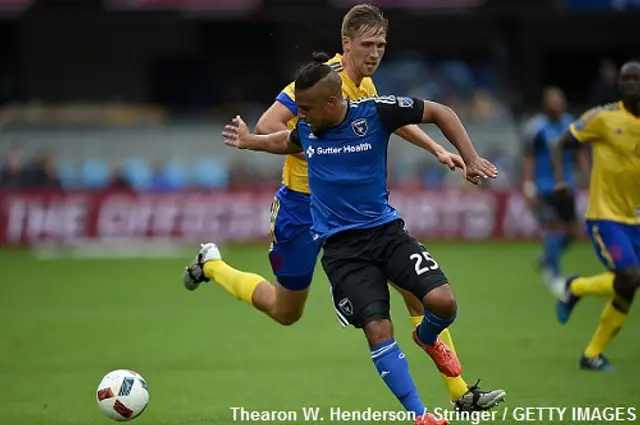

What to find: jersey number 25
left=410, top=250, right=440, bottom=275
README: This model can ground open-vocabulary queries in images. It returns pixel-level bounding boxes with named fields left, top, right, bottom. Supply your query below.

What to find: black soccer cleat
left=453, top=380, right=506, bottom=412
left=183, top=243, right=220, bottom=290
left=580, top=354, right=613, bottom=372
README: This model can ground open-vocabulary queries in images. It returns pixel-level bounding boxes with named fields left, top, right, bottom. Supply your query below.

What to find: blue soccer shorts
left=586, top=220, right=640, bottom=271
left=268, top=186, right=320, bottom=290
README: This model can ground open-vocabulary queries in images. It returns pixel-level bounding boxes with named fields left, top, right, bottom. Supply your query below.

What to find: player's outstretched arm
left=521, top=121, right=539, bottom=206
left=223, top=115, right=303, bottom=155
left=553, top=105, right=601, bottom=190
left=256, top=102, right=295, bottom=135
left=394, top=125, right=466, bottom=173
left=376, top=96, right=497, bottom=183
left=576, top=147, right=591, bottom=181
left=550, top=131, right=573, bottom=191
left=419, top=100, right=498, bottom=182
left=256, top=86, right=307, bottom=161
left=256, top=101, right=307, bottom=161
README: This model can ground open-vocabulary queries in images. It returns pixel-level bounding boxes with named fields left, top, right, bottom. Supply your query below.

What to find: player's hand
left=436, top=151, right=466, bottom=172
left=222, top=115, right=251, bottom=149
left=463, top=156, right=498, bottom=185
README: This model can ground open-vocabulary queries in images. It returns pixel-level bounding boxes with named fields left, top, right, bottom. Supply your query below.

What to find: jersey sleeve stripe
left=276, top=92, right=298, bottom=115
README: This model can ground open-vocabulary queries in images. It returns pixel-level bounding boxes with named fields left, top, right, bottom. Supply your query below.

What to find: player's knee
left=630, top=267, right=640, bottom=289
left=422, top=284, right=457, bottom=319
left=363, top=318, right=393, bottom=347
left=613, top=267, right=640, bottom=301
left=273, top=310, right=303, bottom=326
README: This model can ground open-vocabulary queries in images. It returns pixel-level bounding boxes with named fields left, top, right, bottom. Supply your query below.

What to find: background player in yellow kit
left=552, top=60, right=640, bottom=371
left=184, top=4, right=505, bottom=409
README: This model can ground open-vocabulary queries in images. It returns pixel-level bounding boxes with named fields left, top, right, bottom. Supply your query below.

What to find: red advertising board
left=0, top=189, right=587, bottom=246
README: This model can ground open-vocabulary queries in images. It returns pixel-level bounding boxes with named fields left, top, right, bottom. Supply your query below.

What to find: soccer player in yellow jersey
left=552, top=61, right=640, bottom=371
left=184, top=3, right=506, bottom=408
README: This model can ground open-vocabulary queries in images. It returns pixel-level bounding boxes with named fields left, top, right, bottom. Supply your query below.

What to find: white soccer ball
left=96, top=369, right=149, bottom=421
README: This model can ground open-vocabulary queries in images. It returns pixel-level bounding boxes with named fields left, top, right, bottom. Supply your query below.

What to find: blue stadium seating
left=160, top=159, right=189, bottom=189
left=193, top=158, right=229, bottom=189
left=56, top=157, right=231, bottom=190
left=122, top=158, right=153, bottom=190
left=57, top=160, right=77, bottom=188
left=81, top=158, right=110, bottom=188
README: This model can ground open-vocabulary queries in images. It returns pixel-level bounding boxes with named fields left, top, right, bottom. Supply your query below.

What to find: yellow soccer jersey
left=569, top=101, right=640, bottom=224
left=275, top=53, right=378, bottom=194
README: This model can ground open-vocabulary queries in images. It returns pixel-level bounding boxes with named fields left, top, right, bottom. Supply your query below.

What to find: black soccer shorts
left=321, top=218, right=449, bottom=328
left=538, top=193, right=577, bottom=224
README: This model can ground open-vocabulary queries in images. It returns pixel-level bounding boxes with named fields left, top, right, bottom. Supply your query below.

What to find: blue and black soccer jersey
left=290, top=95, right=424, bottom=242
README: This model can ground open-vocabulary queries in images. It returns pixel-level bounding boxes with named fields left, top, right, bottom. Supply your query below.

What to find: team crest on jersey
left=398, top=97, right=414, bottom=108
left=351, top=118, right=368, bottom=137
left=338, top=297, right=353, bottom=316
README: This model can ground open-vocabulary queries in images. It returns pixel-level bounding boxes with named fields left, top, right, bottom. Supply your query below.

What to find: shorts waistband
left=279, top=185, right=311, bottom=201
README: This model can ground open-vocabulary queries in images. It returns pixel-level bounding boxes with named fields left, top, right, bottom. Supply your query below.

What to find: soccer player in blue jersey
left=221, top=59, right=498, bottom=425
left=521, top=87, right=589, bottom=296
left=552, top=61, right=640, bottom=371
left=184, top=3, right=506, bottom=412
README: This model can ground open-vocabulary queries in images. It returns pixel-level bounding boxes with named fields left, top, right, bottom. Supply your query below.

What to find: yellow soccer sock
left=410, top=315, right=423, bottom=328
left=438, top=328, right=469, bottom=401
left=584, top=301, right=628, bottom=358
left=570, top=273, right=615, bottom=297
left=203, top=260, right=265, bottom=306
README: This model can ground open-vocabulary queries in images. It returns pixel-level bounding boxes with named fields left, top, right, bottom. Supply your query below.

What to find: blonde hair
left=341, top=4, right=388, bottom=38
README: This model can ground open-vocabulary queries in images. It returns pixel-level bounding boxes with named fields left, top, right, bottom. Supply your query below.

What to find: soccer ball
left=96, top=369, right=149, bottom=421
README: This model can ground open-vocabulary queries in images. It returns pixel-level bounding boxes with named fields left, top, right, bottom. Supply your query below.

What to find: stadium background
left=0, top=1, right=638, bottom=424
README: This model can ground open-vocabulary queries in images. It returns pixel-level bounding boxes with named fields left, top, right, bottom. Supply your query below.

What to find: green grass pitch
left=1, top=242, right=638, bottom=425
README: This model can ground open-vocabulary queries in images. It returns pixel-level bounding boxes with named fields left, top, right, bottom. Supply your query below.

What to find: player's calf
left=579, top=267, right=638, bottom=372
left=612, top=267, right=640, bottom=312
left=412, top=284, right=461, bottom=377
left=264, top=278, right=311, bottom=326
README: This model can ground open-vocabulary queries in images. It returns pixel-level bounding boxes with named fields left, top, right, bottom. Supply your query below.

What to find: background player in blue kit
left=222, top=59, right=498, bottom=425
left=521, top=87, right=589, bottom=296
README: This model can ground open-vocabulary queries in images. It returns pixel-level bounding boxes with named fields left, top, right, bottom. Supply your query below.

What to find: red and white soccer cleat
left=412, top=329, right=462, bottom=377
left=414, top=412, right=449, bottom=425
